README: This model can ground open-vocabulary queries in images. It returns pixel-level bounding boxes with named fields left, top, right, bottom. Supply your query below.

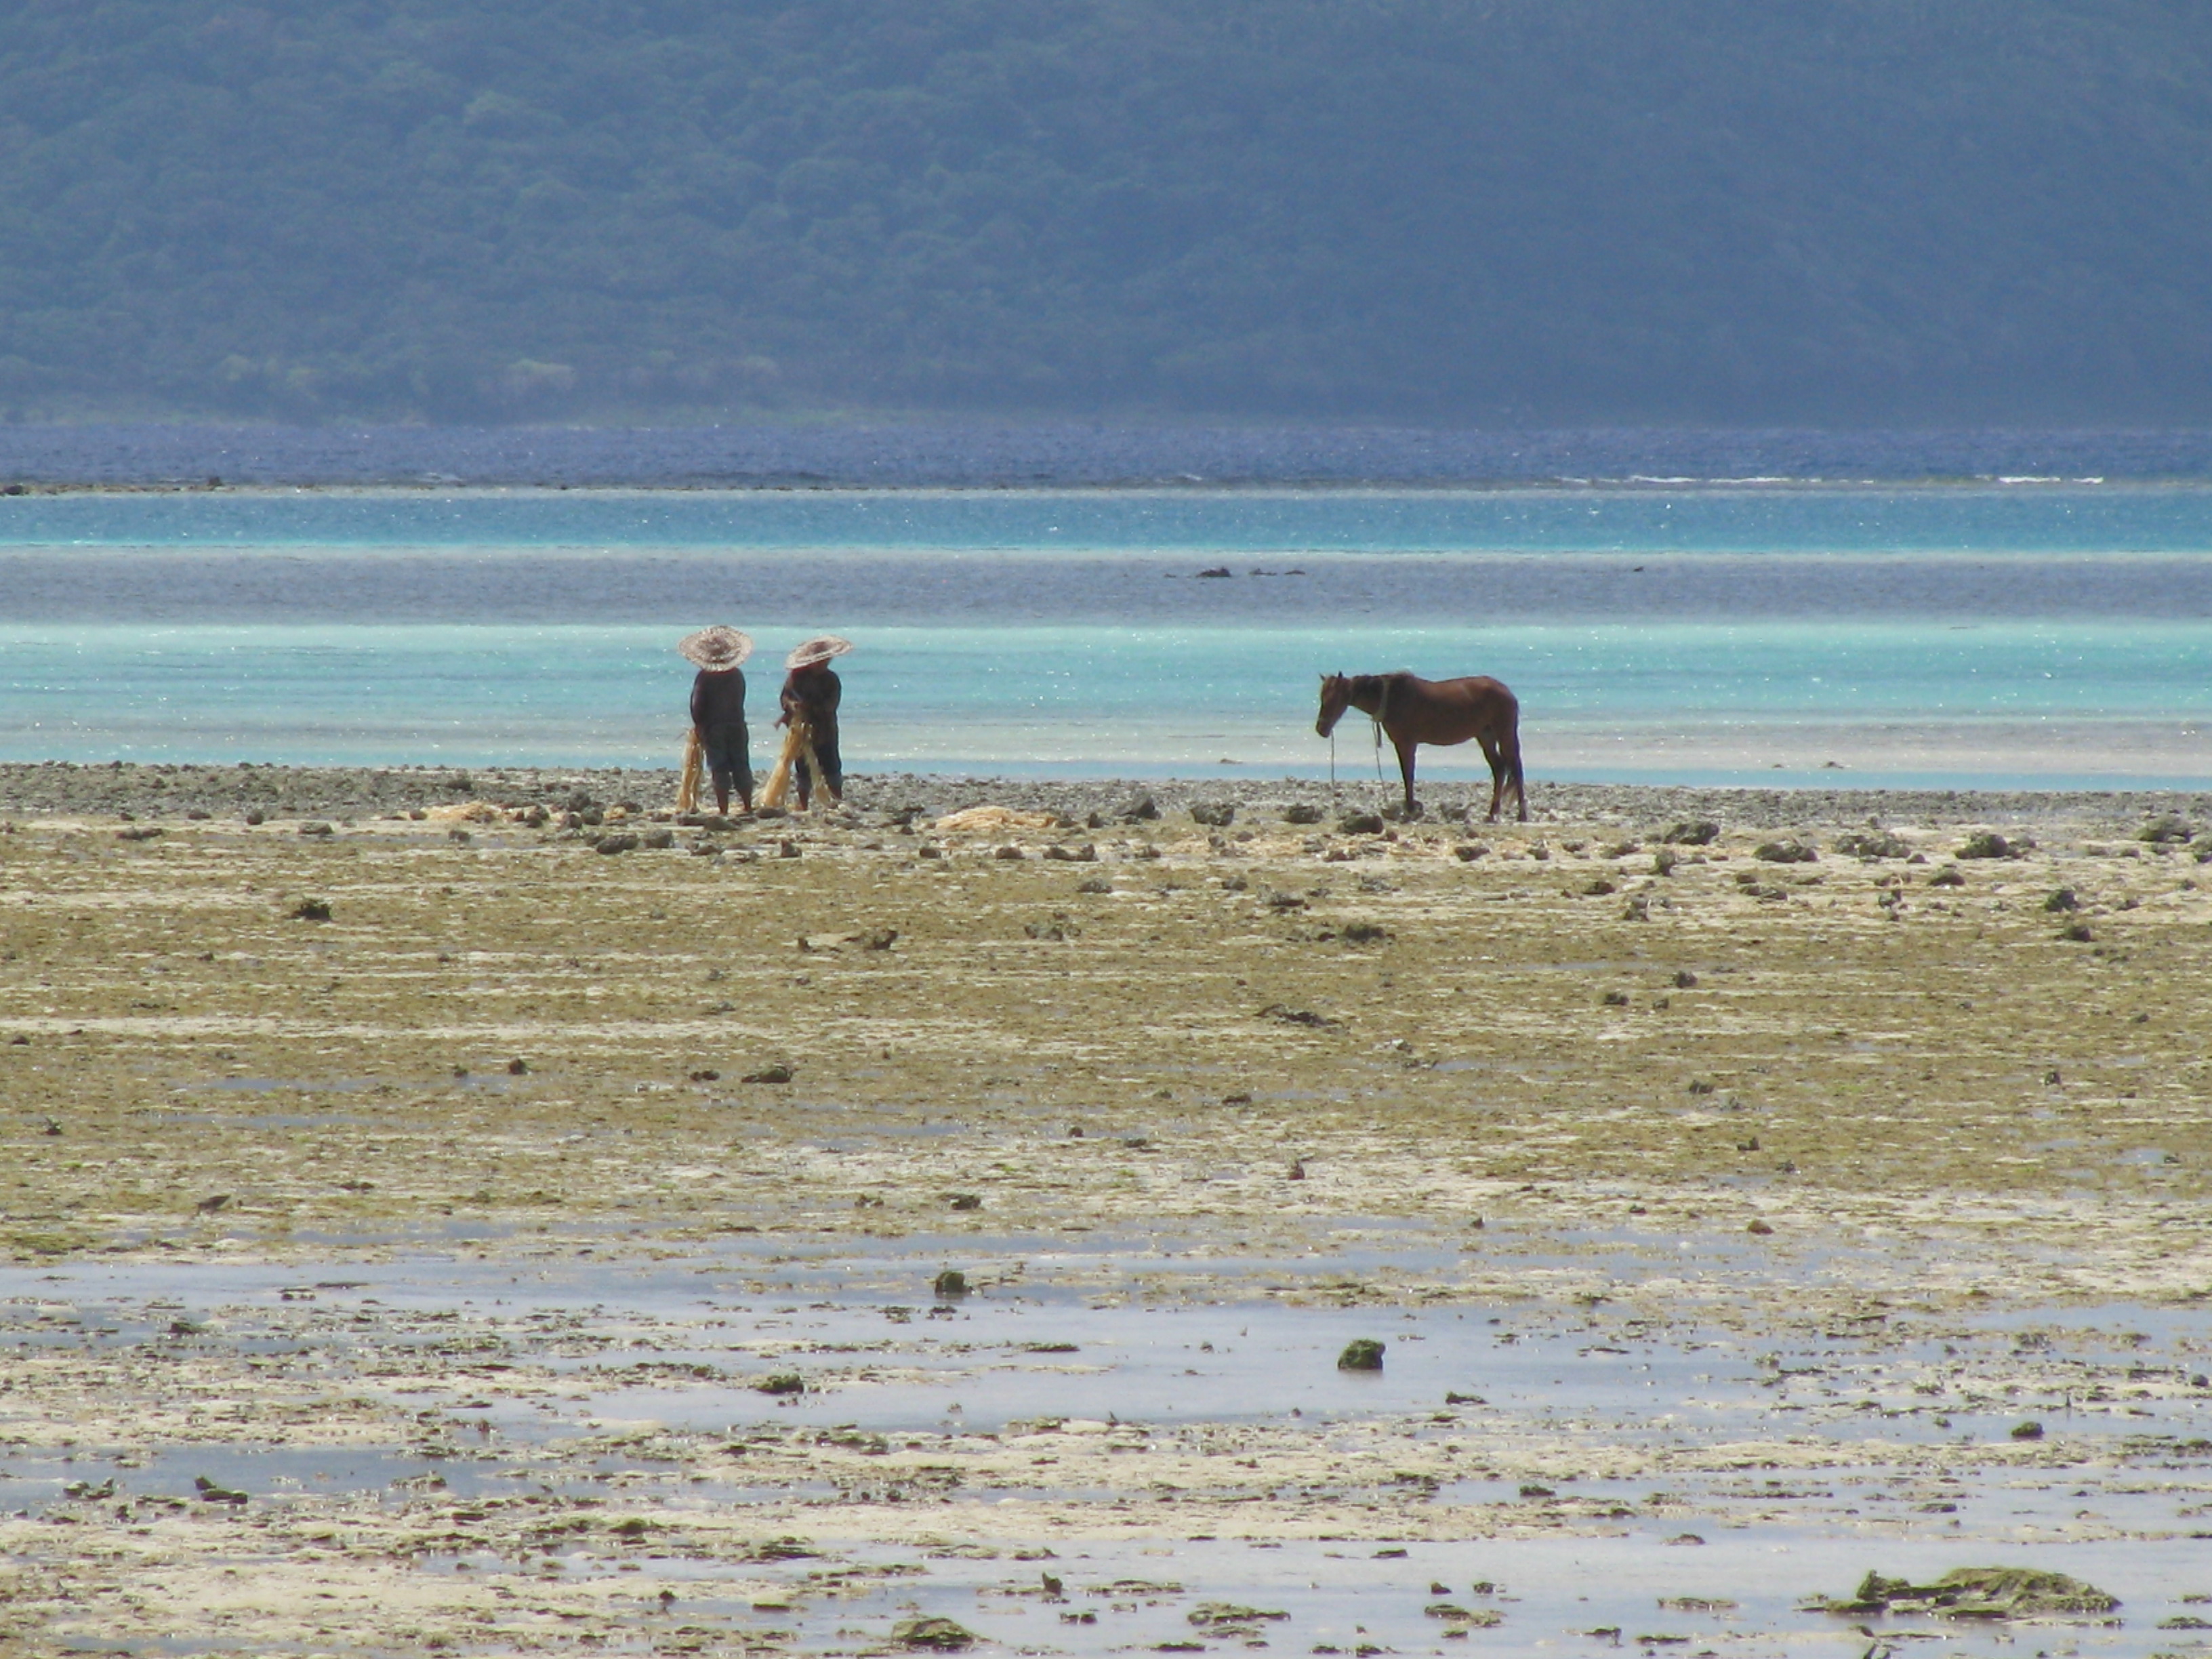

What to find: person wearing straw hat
left=778, top=634, right=851, bottom=809
left=678, top=626, right=755, bottom=816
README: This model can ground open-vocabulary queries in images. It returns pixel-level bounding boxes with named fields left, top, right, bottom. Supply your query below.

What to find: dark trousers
left=701, top=724, right=752, bottom=803
left=796, top=727, right=840, bottom=806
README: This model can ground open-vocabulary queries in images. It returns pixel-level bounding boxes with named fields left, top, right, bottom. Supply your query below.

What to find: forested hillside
left=3, top=1, right=2211, bottom=424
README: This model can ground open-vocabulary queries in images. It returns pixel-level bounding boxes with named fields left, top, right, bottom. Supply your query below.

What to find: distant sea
left=2, top=424, right=2209, bottom=788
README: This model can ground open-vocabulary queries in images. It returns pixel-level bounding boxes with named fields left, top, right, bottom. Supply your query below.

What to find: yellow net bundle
left=676, top=728, right=704, bottom=813
left=760, top=714, right=827, bottom=811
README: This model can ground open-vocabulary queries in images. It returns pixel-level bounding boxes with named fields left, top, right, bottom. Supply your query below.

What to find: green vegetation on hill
left=2, top=1, right=2210, bottom=423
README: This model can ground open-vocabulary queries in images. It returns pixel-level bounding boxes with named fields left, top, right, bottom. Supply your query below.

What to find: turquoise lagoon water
left=2, top=486, right=2208, bottom=786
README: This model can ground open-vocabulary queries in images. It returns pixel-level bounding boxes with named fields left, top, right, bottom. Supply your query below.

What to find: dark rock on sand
left=1336, top=1338, right=1385, bottom=1370
left=1835, top=828, right=1911, bottom=859
left=1189, top=801, right=1235, bottom=827
left=1117, top=793, right=1160, bottom=822
left=1753, top=838, right=1817, bottom=863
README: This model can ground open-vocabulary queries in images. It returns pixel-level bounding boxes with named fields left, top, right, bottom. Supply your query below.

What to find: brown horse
left=1316, top=671, right=1527, bottom=821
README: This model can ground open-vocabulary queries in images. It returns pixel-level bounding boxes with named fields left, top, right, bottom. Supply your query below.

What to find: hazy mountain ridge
left=3, top=0, right=2209, bottom=423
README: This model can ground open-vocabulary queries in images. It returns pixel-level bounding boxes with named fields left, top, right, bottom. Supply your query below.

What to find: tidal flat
left=3, top=766, right=2211, bottom=1656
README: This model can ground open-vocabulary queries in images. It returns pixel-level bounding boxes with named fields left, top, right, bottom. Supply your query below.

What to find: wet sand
left=3, top=766, right=2211, bottom=1654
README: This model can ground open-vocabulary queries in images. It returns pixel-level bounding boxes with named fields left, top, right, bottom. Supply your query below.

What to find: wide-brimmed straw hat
left=677, top=626, right=754, bottom=670
left=785, top=634, right=854, bottom=670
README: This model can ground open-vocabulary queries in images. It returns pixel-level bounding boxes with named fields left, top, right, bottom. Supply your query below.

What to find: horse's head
left=1315, top=672, right=1351, bottom=738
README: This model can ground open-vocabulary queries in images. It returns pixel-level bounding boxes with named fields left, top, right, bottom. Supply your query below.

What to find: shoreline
left=3, top=760, right=2208, bottom=831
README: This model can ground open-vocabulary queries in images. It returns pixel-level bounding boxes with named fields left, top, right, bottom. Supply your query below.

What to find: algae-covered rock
left=891, top=1616, right=979, bottom=1649
left=1337, top=1338, right=1385, bottom=1370
left=1659, top=819, right=1719, bottom=845
left=1425, top=1604, right=1503, bottom=1626
left=1189, top=1603, right=1290, bottom=1628
left=1808, top=1566, right=2117, bottom=1620
left=933, top=1267, right=968, bottom=1298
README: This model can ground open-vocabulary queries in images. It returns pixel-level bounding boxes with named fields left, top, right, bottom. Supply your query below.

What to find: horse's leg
left=1393, top=735, right=1419, bottom=817
left=1500, top=725, right=1528, bottom=822
left=1477, top=733, right=1505, bottom=823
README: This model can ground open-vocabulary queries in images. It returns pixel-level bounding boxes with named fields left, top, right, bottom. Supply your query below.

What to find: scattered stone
left=1928, top=865, right=1966, bottom=886
left=298, top=821, right=333, bottom=837
left=594, top=832, right=639, bottom=854
left=1195, top=566, right=1233, bottom=579
left=1261, top=1002, right=1336, bottom=1027
left=243, top=809, right=265, bottom=825
left=857, top=927, right=899, bottom=950
left=1602, top=989, right=1629, bottom=1006
left=1338, top=811, right=1385, bottom=835
left=115, top=825, right=163, bottom=842
left=1118, top=794, right=1160, bottom=822
left=290, top=897, right=332, bottom=921
left=741, top=1063, right=794, bottom=1084
left=641, top=827, right=674, bottom=849
left=1753, top=838, right=1817, bottom=863
left=1835, top=829, right=1911, bottom=859
left=1663, top=1533, right=1705, bottom=1546
left=1336, top=1338, right=1385, bottom=1371
left=192, top=1475, right=248, bottom=1505
left=933, top=1268, right=968, bottom=1298
left=1190, top=801, right=1236, bottom=827
left=1282, top=803, right=1324, bottom=825
left=2139, top=813, right=2194, bottom=844
left=1584, top=877, right=1616, bottom=895
left=1454, top=842, right=1489, bottom=860
left=2058, top=921, right=2093, bottom=942
left=1265, top=890, right=1306, bottom=910
left=1957, top=831, right=2022, bottom=859
left=1673, top=969, right=1698, bottom=988
left=1746, top=1218, right=1774, bottom=1235
left=1288, top=1159, right=1306, bottom=1180
left=194, top=1193, right=231, bottom=1213
left=995, top=844, right=1025, bottom=860
left=1076, top=876, right=1113, bottom=894
left=1340, top=921, right=1389, bottom=943
left=2043, top=887, right=2078, bottom=911
left=2011, top=1420, right=2045, bottom=1439
left=947, top=1192, right=983, bottom=1211
left=1659, top=820, right=1719, bottom=845
left=507, top=1057, right=529, bottom=1075
left=754, top=1372, right=805, bottom=1395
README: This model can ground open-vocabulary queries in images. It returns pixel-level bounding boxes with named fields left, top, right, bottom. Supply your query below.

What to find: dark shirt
left=780, top=665, right=840, bottom=733
left=690, top=668, right=747, bottom=732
